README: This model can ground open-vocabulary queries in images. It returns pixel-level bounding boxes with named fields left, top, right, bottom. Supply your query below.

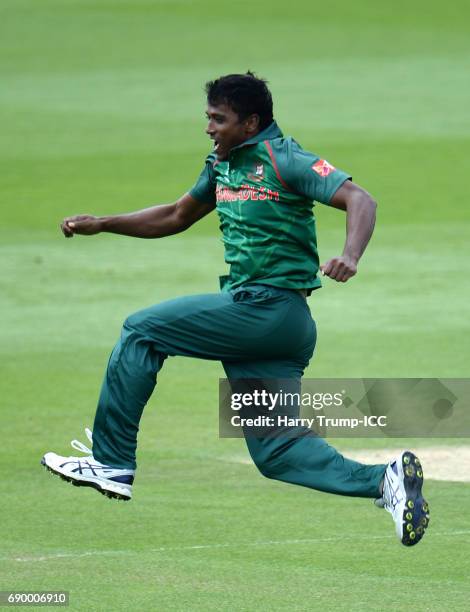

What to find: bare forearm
left=60, top=193, right=212, bottom=239
left=342, top=192, right=377, bottom=263
left=99, top=203, right=185, bottom=238
left=321, top=181, right=377, bottom=282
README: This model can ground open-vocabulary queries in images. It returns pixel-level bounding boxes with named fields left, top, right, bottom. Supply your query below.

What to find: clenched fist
left=320, top=255, right=357, bottom=283
left=60, top=215, right=102, bottom=238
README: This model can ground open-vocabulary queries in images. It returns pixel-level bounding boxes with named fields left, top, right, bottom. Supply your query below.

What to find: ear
left=244, top=114, right=260, bottom=135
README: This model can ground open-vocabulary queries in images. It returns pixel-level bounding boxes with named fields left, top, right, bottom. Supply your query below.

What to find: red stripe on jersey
left=264, top=141, right=292, bottom=190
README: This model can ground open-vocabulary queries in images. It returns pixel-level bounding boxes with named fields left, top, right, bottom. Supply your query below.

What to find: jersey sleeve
left=271, top=138, right=351, bottom=205
left=189, top=154, right=217, bottom=205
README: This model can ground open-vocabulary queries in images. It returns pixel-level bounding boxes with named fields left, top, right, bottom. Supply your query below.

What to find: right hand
left=60, top=215, right=102, bottom=238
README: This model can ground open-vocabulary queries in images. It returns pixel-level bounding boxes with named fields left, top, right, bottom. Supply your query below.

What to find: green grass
left=1, top=1, right=470, bottom=610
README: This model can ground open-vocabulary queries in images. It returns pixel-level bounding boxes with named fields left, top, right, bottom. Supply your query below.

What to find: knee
left=118, top=317, right=144, bottom=351
left=250, top=452, right=279, bottom=480
left=256, top=463, right=277, bottom=480
left=113, top=315, right=163, bottom=374
left=123, top=310, right=158, bottom=339
left=124, top=312, right=143, bottom=333
left=113, top=314, right=155, bottom=367
left=123, top=305, right=168, bottom=339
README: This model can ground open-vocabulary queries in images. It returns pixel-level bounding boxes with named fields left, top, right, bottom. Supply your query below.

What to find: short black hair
left=205, top=71, right=274, bottom=131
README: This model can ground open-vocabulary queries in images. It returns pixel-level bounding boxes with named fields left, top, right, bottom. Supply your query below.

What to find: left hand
left=320, top=255, right=357, bottom=282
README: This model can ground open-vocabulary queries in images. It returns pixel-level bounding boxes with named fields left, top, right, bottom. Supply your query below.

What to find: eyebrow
left=206, top=110, right=226, bottom=118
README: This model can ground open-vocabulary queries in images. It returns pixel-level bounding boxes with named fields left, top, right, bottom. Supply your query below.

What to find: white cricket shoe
left=41, top=428, right=134, bottom=501
left=377, top=451, right=430, bottom=546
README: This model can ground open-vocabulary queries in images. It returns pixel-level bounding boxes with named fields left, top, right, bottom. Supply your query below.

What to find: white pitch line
left=3, top=530, right=470, bottom=563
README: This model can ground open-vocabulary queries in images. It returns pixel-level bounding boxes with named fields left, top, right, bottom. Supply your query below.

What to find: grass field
left=1, top=1, right=470, bottom=610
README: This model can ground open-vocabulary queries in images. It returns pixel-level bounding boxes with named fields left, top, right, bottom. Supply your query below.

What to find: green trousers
left=92, top=284, right=385, bottom=498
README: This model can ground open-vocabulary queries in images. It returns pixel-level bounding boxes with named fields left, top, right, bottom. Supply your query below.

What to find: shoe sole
left=41, top=457, right=131, bottom=501
left=399, top=452, right=429, bottom=546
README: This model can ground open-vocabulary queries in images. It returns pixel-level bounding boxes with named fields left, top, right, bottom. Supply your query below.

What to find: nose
left=206, top=119, right=216, bottom=136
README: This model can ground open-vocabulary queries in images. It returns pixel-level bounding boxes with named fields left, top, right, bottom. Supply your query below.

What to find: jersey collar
left=230, top=121, right=283, bottom=152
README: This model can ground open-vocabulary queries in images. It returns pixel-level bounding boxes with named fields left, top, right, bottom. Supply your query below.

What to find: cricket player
left=42, top=72, right=429, bottom=546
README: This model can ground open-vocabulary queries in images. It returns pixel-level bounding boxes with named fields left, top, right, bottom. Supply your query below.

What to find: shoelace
left=383, top=466, right=402, bottom=511
left=382, top=470, right=394, bottom=509
left=70, top=427, right=93, bottom=455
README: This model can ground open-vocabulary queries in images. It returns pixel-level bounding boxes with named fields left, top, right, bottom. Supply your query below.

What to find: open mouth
left=212, top=138, right=227, bottom=159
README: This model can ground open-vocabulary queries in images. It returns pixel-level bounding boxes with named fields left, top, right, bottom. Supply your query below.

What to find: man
left=41, top=72, right=429, bottom=546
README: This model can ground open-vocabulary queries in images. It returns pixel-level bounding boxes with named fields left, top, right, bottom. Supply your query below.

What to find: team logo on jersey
left=247, top=162, right=264, bottom=182
left=312, top=159, right=335, bottom=177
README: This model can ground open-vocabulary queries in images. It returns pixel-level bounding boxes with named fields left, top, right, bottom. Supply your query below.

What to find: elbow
left=360, top=191, right=377, bottom=211
left=366, top=197, right=377, bottom=226
left=347, top=193, right=377, bottom=213
left=173, top=208, right=194, bottom=232
left=359, top=194, right=377, bottom=215
left=173, top=199, right=199, bottom=233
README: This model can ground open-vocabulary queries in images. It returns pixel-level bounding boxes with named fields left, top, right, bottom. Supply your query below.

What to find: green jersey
left=190, top=121, right=350, bottom=292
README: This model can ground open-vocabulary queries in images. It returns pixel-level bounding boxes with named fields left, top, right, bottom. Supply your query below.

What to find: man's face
left=205, top=103, right=258, bottom=161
